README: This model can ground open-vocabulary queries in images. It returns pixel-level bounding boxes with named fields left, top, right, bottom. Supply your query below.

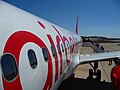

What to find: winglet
left=75, top=16, right=79, bottom=35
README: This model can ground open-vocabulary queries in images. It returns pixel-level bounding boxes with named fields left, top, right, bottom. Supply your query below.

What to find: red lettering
left=3, top=31, right=53, bottom=90
left=47, top=35, right=59, bottom=82
left=62, top=36, right=70, bottom=64
left=69, top=37, right=74, bottom=55
left=52, top=25, right=70, bottom=64
left=56, top=35, right=62, bottom=75
left=37, top=21, right=46, bottom=29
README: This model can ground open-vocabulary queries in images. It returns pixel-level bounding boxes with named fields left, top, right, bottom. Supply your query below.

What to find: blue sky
left=4, top=0, right=120, bottom=37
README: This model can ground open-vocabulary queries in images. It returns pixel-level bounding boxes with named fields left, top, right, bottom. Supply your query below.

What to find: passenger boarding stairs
left=82, top=41, right=105, bottom=53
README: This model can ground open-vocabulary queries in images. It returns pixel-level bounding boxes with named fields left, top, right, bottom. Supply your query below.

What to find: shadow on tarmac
left=58, top=77, right=114, bottom=90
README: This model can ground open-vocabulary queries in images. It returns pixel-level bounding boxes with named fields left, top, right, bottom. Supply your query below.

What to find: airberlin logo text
left=2, top=21, right=75, bottom=90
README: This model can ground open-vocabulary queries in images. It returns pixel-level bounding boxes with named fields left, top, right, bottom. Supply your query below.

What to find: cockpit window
left=42, top=47, right=48, bottom=61
left=28, top=49, right=38, bottom=69
left=1, top=54, right=18, bottom=81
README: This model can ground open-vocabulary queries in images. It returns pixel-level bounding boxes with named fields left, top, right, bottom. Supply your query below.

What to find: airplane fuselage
left=0, top=1, right=82, bottom=90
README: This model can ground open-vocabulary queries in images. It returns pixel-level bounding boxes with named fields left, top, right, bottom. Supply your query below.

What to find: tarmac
left=58, top=43, right=120, bottom=90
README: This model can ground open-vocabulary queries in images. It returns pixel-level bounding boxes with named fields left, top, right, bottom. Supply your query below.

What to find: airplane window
left=28, top=49, right=37, bottom=69
left=57, top=45, right=61, bottom=54
left=61, top=44, right=64, bottom=52
left=67, top=43, right=69, bottom=49
left=51, top=46, right=56, bottom=57
left=42, top=47, right=48, bottom=61
left=65, top=44, right=67, bottom=50
left=73, top=44, right=74, bottom=47
left=1, top=54, right=18, bottom=81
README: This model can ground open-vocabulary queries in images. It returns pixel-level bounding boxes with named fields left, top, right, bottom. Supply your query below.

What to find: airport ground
left=58, top=43, right=120, bottom=90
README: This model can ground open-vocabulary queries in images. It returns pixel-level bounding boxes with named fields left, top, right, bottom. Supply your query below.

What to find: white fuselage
left=0, top=1, right=82, bottom=90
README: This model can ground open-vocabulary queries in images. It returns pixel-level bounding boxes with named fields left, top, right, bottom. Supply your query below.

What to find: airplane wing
left=79, top=51, right=120, bottom=64
left=80, top=36, right=120, bottom=64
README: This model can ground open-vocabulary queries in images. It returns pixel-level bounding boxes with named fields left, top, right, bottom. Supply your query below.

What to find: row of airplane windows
left=0, top=44, right=62, bottom=82
left=0, top=42, right=80, bottom=82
